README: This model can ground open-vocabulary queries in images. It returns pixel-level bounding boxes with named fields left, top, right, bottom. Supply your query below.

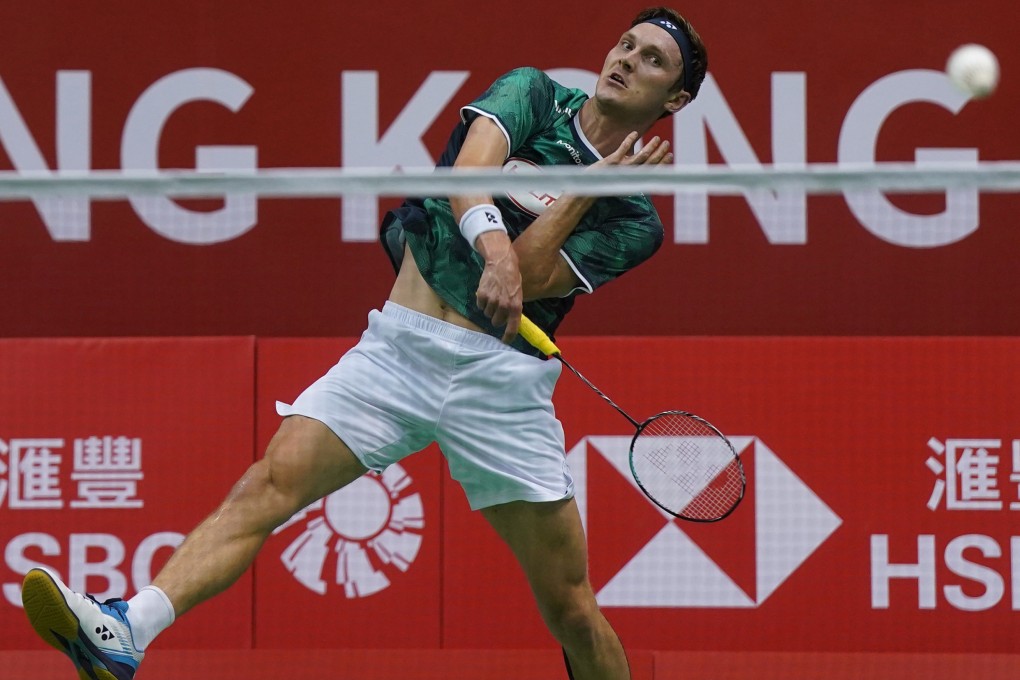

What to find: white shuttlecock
left=946, top=44, right=1000, bottom=98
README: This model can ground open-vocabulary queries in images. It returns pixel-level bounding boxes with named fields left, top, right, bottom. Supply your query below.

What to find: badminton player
left=22, top=7, right=707, bottom=680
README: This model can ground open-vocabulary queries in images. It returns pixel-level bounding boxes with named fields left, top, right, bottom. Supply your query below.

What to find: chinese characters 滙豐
left=926, top=437, right=1020, bottom=511
left=0, top=436, right=143, bottom=510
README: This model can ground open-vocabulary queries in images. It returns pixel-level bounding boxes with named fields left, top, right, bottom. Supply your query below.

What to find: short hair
left=630, top=7, right=708, bottom=101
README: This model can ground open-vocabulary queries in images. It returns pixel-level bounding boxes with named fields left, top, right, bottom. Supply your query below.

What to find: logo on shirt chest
left=502, top=158, right=562, bottom=217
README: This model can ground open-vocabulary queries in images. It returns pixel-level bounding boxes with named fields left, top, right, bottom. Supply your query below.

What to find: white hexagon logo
left=569, top=436, right=841, bottom=607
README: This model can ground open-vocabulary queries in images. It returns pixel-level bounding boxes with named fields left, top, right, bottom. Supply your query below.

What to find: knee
left=226, top=438, right=324, bottom=530
left=224, top=458, right=305, bottom=529
left=542, top=590, right=603, bottom=648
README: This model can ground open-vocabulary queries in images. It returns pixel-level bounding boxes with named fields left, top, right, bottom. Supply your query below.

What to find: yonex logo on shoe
left=273, top=464, right=424, bottom=598
left=95, top=625, right=114, bottom=641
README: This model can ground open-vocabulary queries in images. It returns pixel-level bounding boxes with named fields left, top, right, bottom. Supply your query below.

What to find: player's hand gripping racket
left=519, top=316, right=745, bottom=522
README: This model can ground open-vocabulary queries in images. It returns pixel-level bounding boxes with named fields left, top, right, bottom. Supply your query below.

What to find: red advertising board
left=0, top=337, right=256, bottom=649
left=443, top=337, right=1020, bottom=654
left=1, top=0, right=1018, bottom=339
left=253, top=338, right=444, bottom=648
left=1, top=335, right=1018, bottom=668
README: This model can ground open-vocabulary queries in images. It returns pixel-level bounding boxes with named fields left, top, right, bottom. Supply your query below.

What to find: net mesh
left=1, top=161, right=1020, bottom=200
left=4, top=162, right=1016, bottom=247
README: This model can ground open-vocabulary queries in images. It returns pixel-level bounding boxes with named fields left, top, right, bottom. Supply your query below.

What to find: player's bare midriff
left=388, top=242, right=486, bottom=333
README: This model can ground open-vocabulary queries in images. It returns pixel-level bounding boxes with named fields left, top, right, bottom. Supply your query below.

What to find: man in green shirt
left=382, top=64, right=671, bottom=355
left=22, top=8, right=707, bottom=680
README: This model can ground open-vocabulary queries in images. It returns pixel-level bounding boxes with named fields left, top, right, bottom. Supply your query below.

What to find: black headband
left=640, top=17, right=694, bottom=94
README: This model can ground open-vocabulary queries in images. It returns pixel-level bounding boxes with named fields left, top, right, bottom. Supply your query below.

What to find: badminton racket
left=519, top=316, right=745, bottom=522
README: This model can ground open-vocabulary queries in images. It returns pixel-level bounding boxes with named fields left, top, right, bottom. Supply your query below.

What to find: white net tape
left=1, top=161, right=1019, bottom=200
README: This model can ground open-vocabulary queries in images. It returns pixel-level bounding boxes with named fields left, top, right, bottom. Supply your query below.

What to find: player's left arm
left=515, top=132, right=672, bottom=300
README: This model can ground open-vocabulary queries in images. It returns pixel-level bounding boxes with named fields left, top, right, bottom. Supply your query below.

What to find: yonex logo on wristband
left=459, top=203, right=508, bottom=250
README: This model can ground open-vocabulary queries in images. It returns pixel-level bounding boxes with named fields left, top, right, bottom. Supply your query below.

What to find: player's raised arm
left=449, top=117, right=521, bottom=343
left=511, top=132, right=673, bottom=302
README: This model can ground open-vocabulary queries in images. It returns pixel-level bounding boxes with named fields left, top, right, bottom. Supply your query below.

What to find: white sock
left=126, top=586, right=176, bottom=651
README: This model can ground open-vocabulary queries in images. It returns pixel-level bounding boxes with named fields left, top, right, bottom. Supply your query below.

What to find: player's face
left=596, top=23, right=688, bottom=119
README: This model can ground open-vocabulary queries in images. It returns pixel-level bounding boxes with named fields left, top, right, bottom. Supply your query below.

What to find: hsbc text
left=2, top=531, right=184, bottom=607
left=871, top=534, right=1020, bottom=611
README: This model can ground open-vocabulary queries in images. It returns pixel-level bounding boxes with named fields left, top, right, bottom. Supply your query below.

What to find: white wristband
left=459, top=203, right=508, bottom=250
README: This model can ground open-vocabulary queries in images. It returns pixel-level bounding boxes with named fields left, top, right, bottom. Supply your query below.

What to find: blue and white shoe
left=21, top=568, right=144, bottom=680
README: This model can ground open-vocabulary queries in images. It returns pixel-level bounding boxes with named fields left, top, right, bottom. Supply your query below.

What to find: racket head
left=629, top=410, right=746, bottom=522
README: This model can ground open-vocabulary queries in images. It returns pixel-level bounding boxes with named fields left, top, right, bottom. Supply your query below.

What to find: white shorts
left=276, top=302, right=573, bottom=510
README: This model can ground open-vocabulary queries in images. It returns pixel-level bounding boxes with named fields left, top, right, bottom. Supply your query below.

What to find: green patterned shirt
left=383, top=67, right=663, bottom=355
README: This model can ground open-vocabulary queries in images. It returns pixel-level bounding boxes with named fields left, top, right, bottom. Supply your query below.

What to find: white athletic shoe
left=21, top=568, right=144, bottom=680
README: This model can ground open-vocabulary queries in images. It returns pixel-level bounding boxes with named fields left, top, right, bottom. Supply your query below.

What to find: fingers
left=601, top=133, right=673, bottom=167
left=482, top=298, right=514, bottom=328
left=646, top=137, right=673, bottom=165
left=608, top=131, right=641, bottom=162
left=476, top=274, right=523, bottom=344
left=474, top=244, right=523, bottom=342
left=501, top=310, right=521, bottom=345
left=476, top=292, right=522, bottom=344
left=630, top=136, right=672, bottom=165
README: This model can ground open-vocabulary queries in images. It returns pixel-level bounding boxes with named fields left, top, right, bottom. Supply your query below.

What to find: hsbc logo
left=266, top=438, right=839, bottom=606
left=272, top=464, right=424, bottom=598
left=568, top=436, right=841, bottom=608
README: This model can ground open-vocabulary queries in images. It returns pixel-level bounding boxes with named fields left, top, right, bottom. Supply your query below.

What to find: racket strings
left=642, top=440, right=707, bottom=491
left=632, top=413, right=744, bottom=521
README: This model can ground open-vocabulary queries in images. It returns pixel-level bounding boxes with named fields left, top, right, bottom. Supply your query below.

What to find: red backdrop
left=2, top=336, right=1017, bottom=659
left=0, top=338, right=255, bottom=649
left=1, top=0, right=1018, bottom=338
left=1, top=0, right=1017, bottom=675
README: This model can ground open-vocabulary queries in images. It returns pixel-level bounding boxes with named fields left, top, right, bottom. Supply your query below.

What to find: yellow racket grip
left=518, top=315, right=561, bottom=357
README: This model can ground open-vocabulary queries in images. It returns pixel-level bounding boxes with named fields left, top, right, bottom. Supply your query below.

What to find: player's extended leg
left=481, top=498, right=629, bottom=680
left=21, top=415, right=366, bottom=680
left=151, top=414, right=367, bottom=614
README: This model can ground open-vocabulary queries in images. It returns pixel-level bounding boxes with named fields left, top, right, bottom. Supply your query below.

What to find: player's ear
left=664, top=90, right=691, bottom=115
